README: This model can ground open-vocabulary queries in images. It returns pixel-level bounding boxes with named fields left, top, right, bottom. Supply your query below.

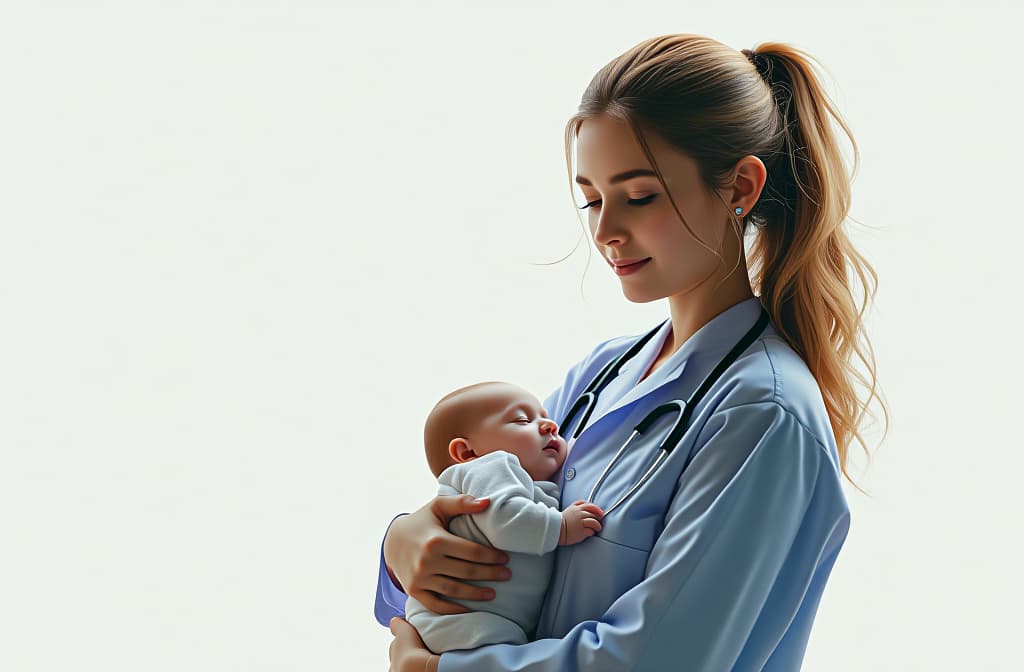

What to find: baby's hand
left=558, top=500, right=604, bottom=546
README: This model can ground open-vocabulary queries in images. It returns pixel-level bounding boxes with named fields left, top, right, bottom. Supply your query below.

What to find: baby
left=403, top=381, right=604, bottom=652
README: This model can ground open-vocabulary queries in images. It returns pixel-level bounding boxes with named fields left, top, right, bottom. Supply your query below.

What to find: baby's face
left=460, top=384, right=567, bottom=481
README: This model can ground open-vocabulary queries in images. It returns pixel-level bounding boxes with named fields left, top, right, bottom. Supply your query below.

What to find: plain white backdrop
left=2, top=1, right=1021, bottom=670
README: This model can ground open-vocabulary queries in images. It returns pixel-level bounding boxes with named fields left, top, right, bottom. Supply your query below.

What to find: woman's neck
left=639, top=287, right=754, bottom=384
left=663, top=283, right=756, bottom=360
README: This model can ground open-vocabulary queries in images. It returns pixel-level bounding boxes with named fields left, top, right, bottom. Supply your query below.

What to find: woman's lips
left=611, top=258, right=651, bottom=276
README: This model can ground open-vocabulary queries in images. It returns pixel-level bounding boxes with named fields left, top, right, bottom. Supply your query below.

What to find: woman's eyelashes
left=578, top=194, right=657, bottom=210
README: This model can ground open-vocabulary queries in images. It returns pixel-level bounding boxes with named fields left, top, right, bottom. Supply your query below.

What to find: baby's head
left=424, top=381, right=567, bottom=482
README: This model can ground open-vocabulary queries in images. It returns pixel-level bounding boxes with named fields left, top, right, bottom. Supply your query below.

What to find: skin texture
left=445, top=383, right=567, bottom=482
left=387, top=115, right=770, bottom=671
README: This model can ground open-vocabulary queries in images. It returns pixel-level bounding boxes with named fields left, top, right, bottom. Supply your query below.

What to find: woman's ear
left=449, top=438, right=477, bottom=463
left=721, top=154, right=767, bottom=215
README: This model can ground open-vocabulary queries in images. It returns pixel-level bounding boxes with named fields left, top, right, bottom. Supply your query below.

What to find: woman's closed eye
left=578, top=194, right=657, bottom=210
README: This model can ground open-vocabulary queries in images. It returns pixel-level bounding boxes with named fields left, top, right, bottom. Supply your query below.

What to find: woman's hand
left=389, top=617, right=438, bottom=672
left=383, top=494, right=511, bottom=614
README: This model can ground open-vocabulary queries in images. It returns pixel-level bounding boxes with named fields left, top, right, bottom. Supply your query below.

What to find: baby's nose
left=539, top=418, right=558, bottom=434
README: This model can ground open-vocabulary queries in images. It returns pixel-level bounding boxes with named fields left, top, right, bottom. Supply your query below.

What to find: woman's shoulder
left=713, top=329, right=839, bottom=466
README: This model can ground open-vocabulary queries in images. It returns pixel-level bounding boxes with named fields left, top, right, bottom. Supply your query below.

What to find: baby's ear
left=449, top=438, right=477, bottom=463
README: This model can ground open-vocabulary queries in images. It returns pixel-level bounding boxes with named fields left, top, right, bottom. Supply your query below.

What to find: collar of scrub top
left=568, top=297, right=768, bottom=451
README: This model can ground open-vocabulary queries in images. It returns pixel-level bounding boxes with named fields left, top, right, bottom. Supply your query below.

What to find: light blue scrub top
left=375, top=297, right=851, bottom=671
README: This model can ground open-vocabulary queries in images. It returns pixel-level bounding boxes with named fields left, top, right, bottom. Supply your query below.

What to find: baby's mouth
left=543, top=439, right=560, bottom=455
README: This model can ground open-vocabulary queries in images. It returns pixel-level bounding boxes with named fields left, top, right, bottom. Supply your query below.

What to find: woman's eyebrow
left=575, top=168, right=657, bottom=186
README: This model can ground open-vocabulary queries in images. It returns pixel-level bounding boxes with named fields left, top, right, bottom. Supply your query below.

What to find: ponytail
left=745, top=44, right=888, bottom=494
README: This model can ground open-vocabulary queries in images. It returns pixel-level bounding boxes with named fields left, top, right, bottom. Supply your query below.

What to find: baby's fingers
left=577, top=502, right=605, bottom=518
left=582, top=518, right=602, bottom=533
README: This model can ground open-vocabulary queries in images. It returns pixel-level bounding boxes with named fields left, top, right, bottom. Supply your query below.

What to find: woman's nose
left=592, top=210, right=626, bottom=247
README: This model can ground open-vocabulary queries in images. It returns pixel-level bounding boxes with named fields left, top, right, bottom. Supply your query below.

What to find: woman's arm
left=374, top=496, right=511, bottom=626
left=433, top=402, right=851, bottom=671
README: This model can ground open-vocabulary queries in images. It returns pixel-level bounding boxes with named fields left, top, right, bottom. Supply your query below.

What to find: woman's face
left=575, top=115, right=736, bottom=304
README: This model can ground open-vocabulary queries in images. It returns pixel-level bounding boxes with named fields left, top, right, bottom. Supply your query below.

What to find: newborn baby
left=404, top=381, right=604, bottom=652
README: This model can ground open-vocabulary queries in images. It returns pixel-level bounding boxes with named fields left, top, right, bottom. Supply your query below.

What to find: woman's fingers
left=413, top=553, right=512, bottom=607
left=390, top=500, right=513, bottom=611
left=414, top=564, right=510, bottom=613
left=384, top=495, right=509, bottom=600
left=438, top=554, right=512, bottom=583
left=435, top=533, right=510, bottom=567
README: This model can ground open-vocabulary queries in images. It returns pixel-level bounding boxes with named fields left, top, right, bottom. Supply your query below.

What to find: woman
left=377, top=33, right=888, bottom=671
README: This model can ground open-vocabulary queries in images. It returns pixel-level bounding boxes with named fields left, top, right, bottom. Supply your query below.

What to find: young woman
left=377, top=33, right=888, bottom=672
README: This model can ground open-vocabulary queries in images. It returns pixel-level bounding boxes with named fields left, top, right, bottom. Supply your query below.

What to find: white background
left=2, top=1, right=1021, bottom=670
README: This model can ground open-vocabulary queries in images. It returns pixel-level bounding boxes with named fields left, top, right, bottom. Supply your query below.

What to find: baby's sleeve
left=441, top=452, right=563, bottom=556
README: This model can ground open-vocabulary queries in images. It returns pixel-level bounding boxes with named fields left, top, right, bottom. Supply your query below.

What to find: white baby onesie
left=404, top=450, right=563, bottom=652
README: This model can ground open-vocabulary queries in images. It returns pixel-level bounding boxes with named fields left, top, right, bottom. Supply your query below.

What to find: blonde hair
left=563, top=34, right=889, bottom=494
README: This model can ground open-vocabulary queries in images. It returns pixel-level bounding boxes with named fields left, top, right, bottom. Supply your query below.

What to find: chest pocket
left=551, top=532, right=650, bottom=632
left=549, top=411, right=704, bottom=632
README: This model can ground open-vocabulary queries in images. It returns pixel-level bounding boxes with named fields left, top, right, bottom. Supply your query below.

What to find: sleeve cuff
left=373, top=513, right=410, bottom=627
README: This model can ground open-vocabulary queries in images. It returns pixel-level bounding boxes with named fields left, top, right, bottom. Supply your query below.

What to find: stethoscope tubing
left=566, top=307, right=772, bottom=516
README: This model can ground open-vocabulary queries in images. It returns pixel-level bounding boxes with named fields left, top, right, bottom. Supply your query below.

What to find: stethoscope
left=559, top=306, right=771, bottom=516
